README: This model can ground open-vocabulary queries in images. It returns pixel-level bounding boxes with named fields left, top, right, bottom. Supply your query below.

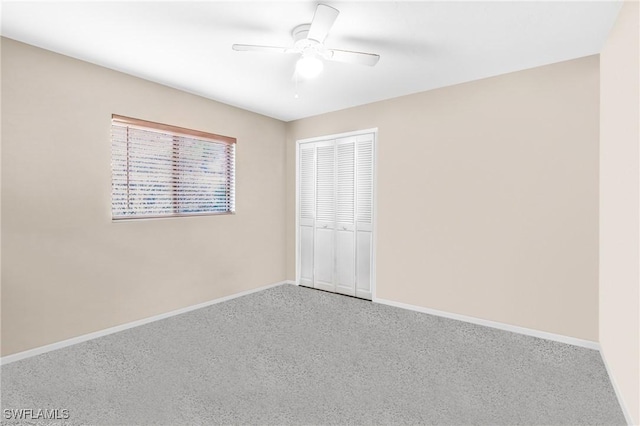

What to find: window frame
left=111, top=114, right=236, bottom=221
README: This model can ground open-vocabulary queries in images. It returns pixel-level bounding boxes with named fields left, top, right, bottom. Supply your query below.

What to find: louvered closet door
left=298, top=143, right=315, bottom=288
left=314, top=140, right=336, bottom=292
left=297, top=132, right=374, bottom=300
left=356, top=134, right=374, bottom=300
left=335, top=137, right=356, bottom=296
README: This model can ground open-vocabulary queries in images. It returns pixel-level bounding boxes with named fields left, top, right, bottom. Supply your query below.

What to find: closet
left=297, top=131, right=375, bottom=300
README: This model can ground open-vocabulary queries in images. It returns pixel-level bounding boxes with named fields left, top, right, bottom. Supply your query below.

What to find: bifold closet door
left=297, top=132, right=374, bottom=300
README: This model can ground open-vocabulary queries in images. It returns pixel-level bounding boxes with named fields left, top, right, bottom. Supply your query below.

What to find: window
left=111, top=115, right=235, bottom=220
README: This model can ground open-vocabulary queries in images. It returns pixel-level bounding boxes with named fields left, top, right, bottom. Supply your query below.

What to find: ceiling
left=1, top=1, right=622, bottom=122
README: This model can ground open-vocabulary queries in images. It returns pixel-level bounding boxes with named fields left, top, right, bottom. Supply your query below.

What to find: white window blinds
left=111, top=115, right=236, bottom=220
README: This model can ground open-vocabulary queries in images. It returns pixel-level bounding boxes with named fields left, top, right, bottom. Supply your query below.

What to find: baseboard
left=373, top=297, right=600, bottom=350
left=1, top=280, right=291, bottom=366
left=600, top=347, right=635, bottom=426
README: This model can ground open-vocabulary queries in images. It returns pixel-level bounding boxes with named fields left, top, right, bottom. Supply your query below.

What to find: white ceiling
left=1, top=1, right=622, bottom=122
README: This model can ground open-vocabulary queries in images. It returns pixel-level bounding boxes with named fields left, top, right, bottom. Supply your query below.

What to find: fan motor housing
left=292, top=23, right=323, bottom=55
left=292, top=24, right=311, bottom=42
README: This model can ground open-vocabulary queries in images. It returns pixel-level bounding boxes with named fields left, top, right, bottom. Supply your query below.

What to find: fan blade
left=325, top=49, right=380, bottom=66
left=307, top=4, right=339, bottom=43
left=232, top=44, right=294, bottom=53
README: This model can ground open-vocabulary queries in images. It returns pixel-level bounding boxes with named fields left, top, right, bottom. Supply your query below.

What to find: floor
left=1, top=284, right=626, bottom=425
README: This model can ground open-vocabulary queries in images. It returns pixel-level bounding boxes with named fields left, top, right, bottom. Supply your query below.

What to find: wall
left=0, top=37, right=3, bottom=358
left=600, top=1, right=640, bottom=424
left=1, top=38, right=287, bottom=356
left=286, top=56, right=600, bottom=341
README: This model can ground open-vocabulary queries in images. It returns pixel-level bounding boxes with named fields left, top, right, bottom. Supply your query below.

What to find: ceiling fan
left=232, top=4, right=380, bottom=80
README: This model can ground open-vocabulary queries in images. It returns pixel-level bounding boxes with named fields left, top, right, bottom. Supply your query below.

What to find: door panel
left=336, top=229, right=355, bottom=296
left=299, top=225, right=314, bottom=287
left=299, top=144, right=315, bottom=227
left=315, top=227, right=335, bottom=292
left=298, top=143, right=315, bottom=287
left=335, top=137, right=356, bottom=296
left=315, top=141, right=335, bottom=228
left=336, top=138, right=355, bottom=227
left=314, top=141, right=335, bottom=291
left=356, top=231, right=372, bottom=299
left=356, top=135, right=374, bottom=233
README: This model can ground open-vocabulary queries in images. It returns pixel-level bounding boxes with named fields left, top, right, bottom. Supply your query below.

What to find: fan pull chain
left=294, top=71, right=299, bottom=99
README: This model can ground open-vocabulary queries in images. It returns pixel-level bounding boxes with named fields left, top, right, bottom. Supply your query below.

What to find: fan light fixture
left=232, top=4, right=381, bottom=87
left=296, top=54, right=324, bottom=79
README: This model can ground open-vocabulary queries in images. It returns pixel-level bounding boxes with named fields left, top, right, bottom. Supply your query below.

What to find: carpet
left=0, top=284, right=626, bottom=425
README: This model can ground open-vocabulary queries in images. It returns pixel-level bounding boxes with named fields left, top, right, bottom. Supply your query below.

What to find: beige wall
left=1, top=37, right=605, bottom=359
left=1, top=38, right=287, bottom=356
left=600, top=1, right=640, bottom=424
left=0, top=37, right=3, bottom=358
left=286, top=56, right=600, bottom=341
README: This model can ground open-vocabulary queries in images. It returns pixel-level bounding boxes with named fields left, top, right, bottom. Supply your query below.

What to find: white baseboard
left=1, top=280, right=291, bottom=366
left=600, top=347, right=635, bottom=426
left=373, top=297, right=600, bottom=350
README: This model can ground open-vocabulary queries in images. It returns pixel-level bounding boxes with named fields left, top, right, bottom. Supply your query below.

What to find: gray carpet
left=1, top=284, right=626, bottom=425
